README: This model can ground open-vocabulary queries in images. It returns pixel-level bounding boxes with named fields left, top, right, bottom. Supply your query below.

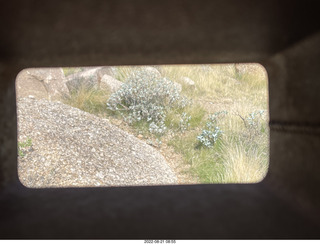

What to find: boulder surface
left=100, top=74, right=123, bottom=93
left=65, top=67, right=117, bottom=91
left=17, top=97, right=177, bottom=188
left=16, top=68, right=69, bottom=101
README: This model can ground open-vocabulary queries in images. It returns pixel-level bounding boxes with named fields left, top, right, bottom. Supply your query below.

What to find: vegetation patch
left=18, top=137, right=33, bottom=157
left=61, top=64, right=269, bottom=184
left=63, top=83, right=111, bottom=116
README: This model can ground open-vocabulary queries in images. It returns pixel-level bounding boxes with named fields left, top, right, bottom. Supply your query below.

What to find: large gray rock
left=17, top=97, right=177, bottom=187
left=100, top=74, right=123, bottom=93
left=16, top=68, right=70, bottom=101
left=65, top=67, right=116, bottom=91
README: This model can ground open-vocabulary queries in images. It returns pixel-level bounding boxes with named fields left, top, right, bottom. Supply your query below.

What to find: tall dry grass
left=63, top=84, right=111, bottom=116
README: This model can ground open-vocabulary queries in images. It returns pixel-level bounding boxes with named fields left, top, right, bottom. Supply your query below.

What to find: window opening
left=16, top=64, right=269, bottom=187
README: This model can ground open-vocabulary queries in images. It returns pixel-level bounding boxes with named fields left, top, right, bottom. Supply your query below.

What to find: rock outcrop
left=65, top=67, right=118, bottom=91
left=16, top=68, right=70, bottom=101
left=100, top=74, right=123, bottom=93
left=17, top=97, right=177, bottom=187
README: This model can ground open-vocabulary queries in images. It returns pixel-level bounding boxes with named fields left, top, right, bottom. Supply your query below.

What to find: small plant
left=236, top=109, right=267, bottom=141
left=197, top=126, right=223, bottom=148
left=245, top=110, right=267, bottom=142
left=179, top=112, right=191, bottom=132
left=18, top=138, right=32, bottom=157
left=149, top=120, right=167, bottom=136
left=107, top=69, right=190, bottom=136
left=197, top=111, right=227, bottom=148
left=247, top=110, right=265, bottom=128
left=208, top=111, right=228, bottom=124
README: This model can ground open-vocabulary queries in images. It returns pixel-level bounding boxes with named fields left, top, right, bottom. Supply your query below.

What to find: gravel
left=17, top=97, right=177, bottom=188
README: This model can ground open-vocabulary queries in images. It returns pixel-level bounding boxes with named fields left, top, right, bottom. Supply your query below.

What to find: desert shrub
left=197, top=111, right=227, bottom=148
left=236, top=110, right=267, bottom=141
left=247, top=110, right=266, bottom=129
left=179, top=112, right=191, bottom=132
left=197, top=126, right=223, bottom=148
left=107, top=69, right=190, bottom=136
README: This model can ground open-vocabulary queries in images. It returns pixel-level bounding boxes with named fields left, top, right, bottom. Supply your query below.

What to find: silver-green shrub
left=247, top=110, right=265, bottom=128
left=179, top=112, right=191, bottom=132
left=245, top=110, right=267, bottom=140
left=197, top=111, right=227, bottom=148
left=197, top=127, right=223, bottom=148
left=107, top=69, right=190, bottom=135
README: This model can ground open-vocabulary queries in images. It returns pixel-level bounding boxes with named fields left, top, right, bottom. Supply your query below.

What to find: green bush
left=197, top=111, right=227, bottom=148
left=107, top=69, right=190, bottom=136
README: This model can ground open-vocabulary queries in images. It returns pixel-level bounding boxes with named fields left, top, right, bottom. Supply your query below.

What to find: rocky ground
left=17, top=97, right=177, bottom=188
